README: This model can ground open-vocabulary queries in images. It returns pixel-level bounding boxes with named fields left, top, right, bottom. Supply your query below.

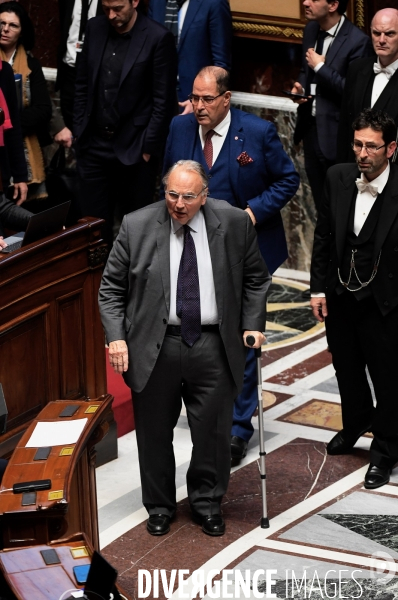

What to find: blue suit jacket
left=295, top=18, right=374, bottom=161
left=148, top=0, right=232, bottom=103
left=163, top=108, right=300, bottom=273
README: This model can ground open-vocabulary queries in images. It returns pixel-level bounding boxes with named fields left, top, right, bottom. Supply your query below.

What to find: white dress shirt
left=371, top=57, right=398, bottom=107
left=64, top=0, right=99, bottom=67
left=311, top=16, right=345, bottom=116
left=354, top=162, right=390, bottom=235
left=199, top=110, right=231, bottom=165
left=178, top=0, right=190, bottom=39
left=168, top=209, right=218, bottom=325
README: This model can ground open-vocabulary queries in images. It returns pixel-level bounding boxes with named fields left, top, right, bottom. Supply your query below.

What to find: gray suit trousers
left=133, top=330, right=237, bottom=517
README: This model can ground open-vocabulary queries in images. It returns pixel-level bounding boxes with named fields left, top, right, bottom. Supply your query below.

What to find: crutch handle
left=245, top=335, right=255, bottom=346
left=245, top=335, right=262, bottom=358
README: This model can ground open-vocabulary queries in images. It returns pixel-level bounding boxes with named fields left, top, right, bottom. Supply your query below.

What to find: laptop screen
left=1, top=201, right=71, bottom=252
left=84, top=551, right=118, bottom=600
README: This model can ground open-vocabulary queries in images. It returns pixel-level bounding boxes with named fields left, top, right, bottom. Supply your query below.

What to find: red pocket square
left=237, top=151, right=254, bottom=166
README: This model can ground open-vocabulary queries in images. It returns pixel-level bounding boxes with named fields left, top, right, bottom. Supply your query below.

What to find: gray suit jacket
left=99, top=198, right=270, bottom=393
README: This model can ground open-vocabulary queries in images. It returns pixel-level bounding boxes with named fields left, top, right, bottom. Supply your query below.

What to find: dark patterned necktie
left=176, top=225, right=201, bottom=346
left=203, top=130, right=215, bottom=169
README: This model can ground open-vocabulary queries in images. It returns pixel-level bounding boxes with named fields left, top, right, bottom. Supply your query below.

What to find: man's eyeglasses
left=351, top=141, right=386, bottom=155
left=188, top=92, right=225, bottom=105
left=166, top=187, right=208, bottom=204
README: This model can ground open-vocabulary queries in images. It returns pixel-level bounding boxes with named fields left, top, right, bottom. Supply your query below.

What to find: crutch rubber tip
left=261, top=517, right=270, bottom=529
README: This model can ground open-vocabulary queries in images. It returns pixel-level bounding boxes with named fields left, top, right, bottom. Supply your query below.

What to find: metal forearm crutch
left=247, top=335, right=269, bottom=528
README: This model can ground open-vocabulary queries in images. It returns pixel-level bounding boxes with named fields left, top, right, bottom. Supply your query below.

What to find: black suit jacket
left=337, top=57, right=398, bottom=162
left=310, top=163, right=398, bottom=316
left=295, top=19, right=373, bottom=162
left=99, top=198, right=270, bottom=393
left=74, top=13, right=178, bottom=163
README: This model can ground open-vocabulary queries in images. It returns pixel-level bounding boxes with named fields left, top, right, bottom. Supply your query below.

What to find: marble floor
left=96, top=268, right=398, bottom=600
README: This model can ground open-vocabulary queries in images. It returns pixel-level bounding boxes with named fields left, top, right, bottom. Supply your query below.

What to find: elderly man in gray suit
left=99, top=160, right=270, bottom=537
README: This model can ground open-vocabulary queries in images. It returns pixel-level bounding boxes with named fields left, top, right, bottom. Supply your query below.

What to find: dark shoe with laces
left=146, top=514, right=171, bottom=536
left=364, top=464, right=391, bottom=489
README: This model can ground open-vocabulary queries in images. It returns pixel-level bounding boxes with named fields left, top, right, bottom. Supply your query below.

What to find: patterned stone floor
left=95, top=268, right=398, bottom=600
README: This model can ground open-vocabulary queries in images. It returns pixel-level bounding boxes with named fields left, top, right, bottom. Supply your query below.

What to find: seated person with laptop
left=0, top=200, right=70, bottom=252
left=0, top=193, right=32, bottom=249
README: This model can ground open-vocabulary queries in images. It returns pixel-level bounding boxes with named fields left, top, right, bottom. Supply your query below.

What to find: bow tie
left=373, top=62, right=396, bottom=80
left=355, top=179, right=378, bottom=197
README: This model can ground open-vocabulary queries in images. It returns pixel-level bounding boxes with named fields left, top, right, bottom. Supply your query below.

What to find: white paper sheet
left=25, top=418, right=88, bottom=448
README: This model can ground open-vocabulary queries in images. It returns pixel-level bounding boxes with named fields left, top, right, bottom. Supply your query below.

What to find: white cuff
left=313, top=62, right=325, bottom=73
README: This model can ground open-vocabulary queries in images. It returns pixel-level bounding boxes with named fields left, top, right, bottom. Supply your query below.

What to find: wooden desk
left=0, top=533, right=130, bottom=600
left=0, top=396, right=113, bottom=550
left=0, top=219, right=114, bottom=464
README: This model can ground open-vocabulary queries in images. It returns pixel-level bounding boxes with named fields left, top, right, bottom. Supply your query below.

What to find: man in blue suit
left=147, top=0, right=232, bottom=114
left=291, top=0, right=373, bottom=211
left=163, top=67, right=299, bottom=458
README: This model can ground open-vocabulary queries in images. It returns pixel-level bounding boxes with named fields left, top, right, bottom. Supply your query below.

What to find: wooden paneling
left=0, top=219, right=109, bottom=458
left=57, top=291, right=85, bottom=399
left=0, top=312, right=49, bottom=430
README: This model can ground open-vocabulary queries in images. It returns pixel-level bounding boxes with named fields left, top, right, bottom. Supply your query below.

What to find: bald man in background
left=337, top=8, right=398, bottom=162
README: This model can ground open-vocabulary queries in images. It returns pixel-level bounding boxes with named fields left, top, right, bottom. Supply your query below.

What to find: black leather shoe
left=231, top=435, right=248, bottom=459
left=327, top=426, right=371, bottom=455
left=146, top=514, right=170, bottom=536
left=364, top=464, right=391, bottom=489
left=201, top=515, right=225, bottom=536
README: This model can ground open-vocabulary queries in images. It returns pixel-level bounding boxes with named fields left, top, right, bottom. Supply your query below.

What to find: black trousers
left=325, top=291, right=398, bottom=468
left=76, top=134, right=158, bottom=245
left=133, top=331, right=237, bottom=517
left=303, top=119, right=334, bottom=212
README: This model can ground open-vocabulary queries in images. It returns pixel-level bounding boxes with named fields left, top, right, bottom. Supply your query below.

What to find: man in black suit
left=310, top=108, right=398, bottom=490
left=337, top=8, right=398, bottom=163
left=57, top=0, right=102, bottom=131
left=74, top=0, right=177, bottom=243
left=99, top=160, right=270, bottom=536
left=291, top=0, right=373, bottom=211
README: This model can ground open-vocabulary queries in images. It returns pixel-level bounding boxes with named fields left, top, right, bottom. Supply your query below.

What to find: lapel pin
left=235, top=136, right=238, bottom=140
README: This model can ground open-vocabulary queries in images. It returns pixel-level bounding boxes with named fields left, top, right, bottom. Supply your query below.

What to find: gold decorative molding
left=355, top=0, right=365, bottom=29
left=233, top=21, right=303, bottom=39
